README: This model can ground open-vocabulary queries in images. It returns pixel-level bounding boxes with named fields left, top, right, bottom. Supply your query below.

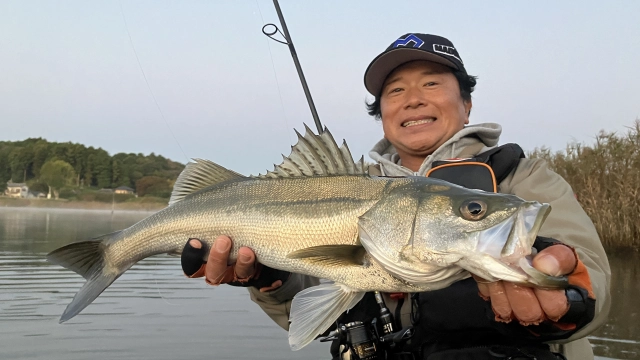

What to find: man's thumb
left=532, top=245, right=577, bottom=276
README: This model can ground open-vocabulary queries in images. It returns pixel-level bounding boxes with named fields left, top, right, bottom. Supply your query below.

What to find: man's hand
left=475, top=244, right=577, bottom=325
left=182, top=235, right=285, bottom=292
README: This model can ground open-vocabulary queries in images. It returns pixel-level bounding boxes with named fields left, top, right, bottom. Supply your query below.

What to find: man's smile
left=402, top=117, right=436, bottom=127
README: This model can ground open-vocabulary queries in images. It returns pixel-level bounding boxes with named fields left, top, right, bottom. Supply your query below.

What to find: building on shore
left=4, top=182, right=29, bottom=198
left=114, top=186, right=135, bottom=195
left=4, top=182, right=50, bottom=199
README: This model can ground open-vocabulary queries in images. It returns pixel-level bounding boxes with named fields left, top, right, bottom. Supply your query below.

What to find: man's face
left=380, top=60, right=472, bottom=170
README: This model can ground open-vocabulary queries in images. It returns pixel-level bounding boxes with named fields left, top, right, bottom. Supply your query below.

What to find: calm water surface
left=0, top=208, right=637, bottom=359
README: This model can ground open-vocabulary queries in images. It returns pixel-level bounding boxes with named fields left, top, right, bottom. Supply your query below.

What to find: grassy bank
left=530, top=120, right=640, bottom=251
left=0, top=197, right=167, bottom=211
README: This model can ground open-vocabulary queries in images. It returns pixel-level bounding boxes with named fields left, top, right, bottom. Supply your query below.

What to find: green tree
left=111, top=159, right=122, bottom=187
left=136, top=175, right=171, bottom=198
left=40, top=160, right=76, bottom=199
left=32, top=140, right=50, bottom=178
left=93, top=150, right=112, bottom=188
left=9, top=147, right=33, bottom=182
left=0, top=146, right=12, bottom=186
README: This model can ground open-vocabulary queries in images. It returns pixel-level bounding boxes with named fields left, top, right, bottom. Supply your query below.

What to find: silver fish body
left=98, top=175, right=458, bottom=293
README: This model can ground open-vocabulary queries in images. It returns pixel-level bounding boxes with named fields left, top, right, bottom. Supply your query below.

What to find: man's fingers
left=534, top=288, right=569, bottom=322
left=472, top=275, right=491, bottom=300
left=487, top=281, right=512, bottom=322
left=503, top=282, right=544, bottom=325
left=234, top=247, right=256, bottom=279
left=532, top=245, right=577, bottom=276
left=206, top=236, right=232, bottom=284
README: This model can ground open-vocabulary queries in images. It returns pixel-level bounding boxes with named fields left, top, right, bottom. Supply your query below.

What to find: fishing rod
left=262, top=0, right=323, bottom=133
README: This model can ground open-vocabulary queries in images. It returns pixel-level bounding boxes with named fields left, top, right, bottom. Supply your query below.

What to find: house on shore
left=4, top=182, right=49, bottom=199
left=4, top=182, right=29, bottom=198
left=28, top=191, right=47, bottom=199
left=114, top=186, right=135, bottom=195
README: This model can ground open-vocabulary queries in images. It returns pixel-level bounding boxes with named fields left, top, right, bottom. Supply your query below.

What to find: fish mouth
left=467, top=201, right=553, bottom=284
left=502, top=201, right=551, bottom=261
left=476, top=201, right=550, bottom=261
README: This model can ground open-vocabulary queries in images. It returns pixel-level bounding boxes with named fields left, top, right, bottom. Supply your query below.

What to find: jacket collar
left=368, top=123, right=502, bottom=176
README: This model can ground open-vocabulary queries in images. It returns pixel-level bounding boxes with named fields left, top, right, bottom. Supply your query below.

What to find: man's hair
left=365, top=70, right=478, bottom=120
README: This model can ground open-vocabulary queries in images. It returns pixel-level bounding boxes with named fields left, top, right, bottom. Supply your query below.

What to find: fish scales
left=105, top=175, right=424, bottom=292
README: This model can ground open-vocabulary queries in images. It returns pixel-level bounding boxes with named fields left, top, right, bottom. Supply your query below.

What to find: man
left=182, top=33, right=610, bottom=359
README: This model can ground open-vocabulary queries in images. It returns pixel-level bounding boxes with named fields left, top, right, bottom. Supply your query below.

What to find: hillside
left=0, top=138, right=184, bottom=198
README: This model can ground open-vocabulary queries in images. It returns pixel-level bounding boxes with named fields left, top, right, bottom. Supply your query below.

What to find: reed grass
left=529, top=120, right=640, bottom=250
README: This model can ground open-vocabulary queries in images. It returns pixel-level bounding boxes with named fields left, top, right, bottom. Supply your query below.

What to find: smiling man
left=182, top=33, right=611, bottom=360
left=370, top=60, right=474, bottom=172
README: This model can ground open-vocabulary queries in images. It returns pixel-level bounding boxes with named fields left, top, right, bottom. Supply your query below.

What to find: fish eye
left=460, top=200, right=487, bottom=221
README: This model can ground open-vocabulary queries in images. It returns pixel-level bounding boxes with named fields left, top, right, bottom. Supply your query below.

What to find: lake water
left=0, top=208, right=637, bottom=359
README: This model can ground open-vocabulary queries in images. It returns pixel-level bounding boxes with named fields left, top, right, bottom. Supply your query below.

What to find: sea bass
left=47, top=125, right=565, bottom=350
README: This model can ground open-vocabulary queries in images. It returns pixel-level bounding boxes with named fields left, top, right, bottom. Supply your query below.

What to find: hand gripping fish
left=47, top=125, right=567, bottom=350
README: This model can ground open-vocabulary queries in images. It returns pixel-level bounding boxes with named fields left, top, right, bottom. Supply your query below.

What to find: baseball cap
left=364, top=33, right=467, bottom=96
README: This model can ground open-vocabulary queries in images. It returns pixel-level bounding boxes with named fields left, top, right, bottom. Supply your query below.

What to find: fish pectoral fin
left=286, top=245, right=367, bottom=266
left=169, top=159, right=246, bottom=205
left=289, top=283, right=364, bottom=351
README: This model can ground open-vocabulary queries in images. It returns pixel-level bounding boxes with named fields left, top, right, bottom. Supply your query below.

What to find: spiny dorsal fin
left=169, top=158, right=245, bottom=205
left=258, top=124, right=367, bottom=178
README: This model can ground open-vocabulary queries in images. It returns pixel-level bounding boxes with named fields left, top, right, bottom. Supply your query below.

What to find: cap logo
left=393, top=34, right=424, bottom=49
left=433, top=44, right=463, bottom=64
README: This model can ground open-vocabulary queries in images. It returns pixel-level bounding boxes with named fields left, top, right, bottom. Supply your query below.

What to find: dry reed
left=529, top=120, right=640, bottom=250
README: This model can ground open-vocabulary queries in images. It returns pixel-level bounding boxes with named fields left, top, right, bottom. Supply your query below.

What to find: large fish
left=47, top=125, right=565, bottom=350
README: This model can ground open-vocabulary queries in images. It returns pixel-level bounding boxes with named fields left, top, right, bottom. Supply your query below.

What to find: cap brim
left=364, top=48, right=460, bottom=96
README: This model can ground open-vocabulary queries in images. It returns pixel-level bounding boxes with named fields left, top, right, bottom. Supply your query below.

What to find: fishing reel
left=320, top=292, right=414, bottom=360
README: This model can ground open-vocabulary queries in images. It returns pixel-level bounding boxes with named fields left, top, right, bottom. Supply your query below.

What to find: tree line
left=0, top=138, right=184, bottom=198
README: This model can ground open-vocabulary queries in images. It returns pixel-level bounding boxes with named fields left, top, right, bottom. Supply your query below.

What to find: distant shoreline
left=0, top=197, right=166, bottom=211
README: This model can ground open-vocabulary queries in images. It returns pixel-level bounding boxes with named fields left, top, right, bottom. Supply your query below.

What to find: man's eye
left=389, top=87, right=403, bottom=94
left=424, top=82, right=437, bottom=87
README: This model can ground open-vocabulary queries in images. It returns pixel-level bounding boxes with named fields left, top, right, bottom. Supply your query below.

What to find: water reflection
left=0, top=208, right=637, bottom=359
left=589, top=250, right=640, bottom=359
left=0, top=208, right=327, bottom=360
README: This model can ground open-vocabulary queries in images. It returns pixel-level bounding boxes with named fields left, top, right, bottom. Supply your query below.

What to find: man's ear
left=464, top=99, right=473, bottom=123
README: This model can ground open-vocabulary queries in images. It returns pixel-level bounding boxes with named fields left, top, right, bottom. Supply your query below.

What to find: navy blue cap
left=364, top=33, right=467, bottom=96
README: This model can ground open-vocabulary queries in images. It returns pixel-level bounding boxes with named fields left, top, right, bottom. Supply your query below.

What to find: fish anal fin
left=287, top=245, right=367, bottom=266
left=169, top=159, right=245, bottom=205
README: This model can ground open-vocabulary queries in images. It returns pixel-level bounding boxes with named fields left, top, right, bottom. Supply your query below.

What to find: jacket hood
left=369, top=123, right=502, bottom=176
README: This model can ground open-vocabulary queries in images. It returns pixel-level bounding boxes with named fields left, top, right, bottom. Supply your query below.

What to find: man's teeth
left=402, top=118, right=435, bottom=127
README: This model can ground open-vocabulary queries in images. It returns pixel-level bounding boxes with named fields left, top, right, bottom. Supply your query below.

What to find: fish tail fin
left=288, top=283, right=364, bottom=351
left=47, top=231, right=124, bottom=323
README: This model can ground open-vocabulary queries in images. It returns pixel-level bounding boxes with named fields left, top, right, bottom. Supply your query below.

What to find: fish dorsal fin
left=169, top=158, right=245, bottom=205
left=258, top=124, right=367, bottom=178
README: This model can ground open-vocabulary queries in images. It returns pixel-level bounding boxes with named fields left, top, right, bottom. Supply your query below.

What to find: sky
left=1, top=0, right=639, bottom=175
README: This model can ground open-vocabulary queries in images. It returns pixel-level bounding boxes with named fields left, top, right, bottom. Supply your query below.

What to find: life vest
left=425, top=143, right=524, bottom=192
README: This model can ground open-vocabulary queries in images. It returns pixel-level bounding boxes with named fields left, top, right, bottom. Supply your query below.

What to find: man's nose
left=404, top=87, right=426, bottom=109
